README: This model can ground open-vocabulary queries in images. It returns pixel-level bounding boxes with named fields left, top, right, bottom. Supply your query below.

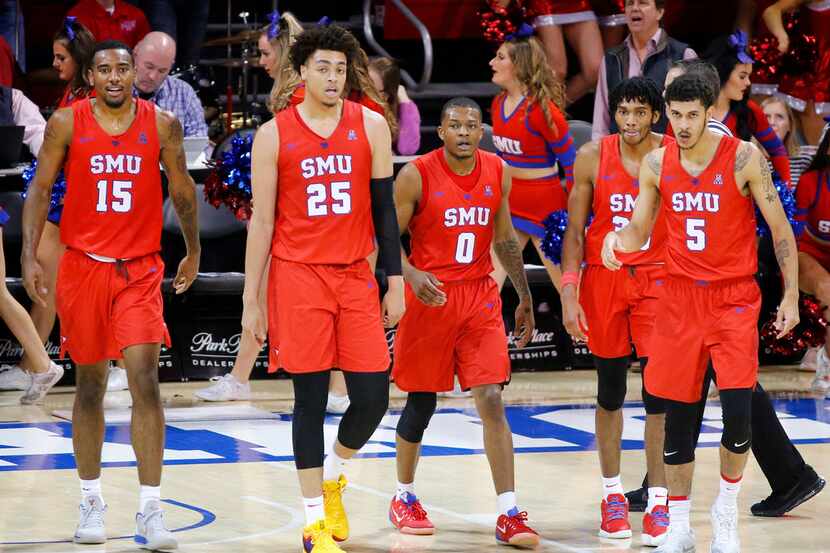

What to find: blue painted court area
left=0, top=398, right=827, bottom=471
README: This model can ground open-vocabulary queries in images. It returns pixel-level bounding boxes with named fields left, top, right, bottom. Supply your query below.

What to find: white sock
left=601, top=475, right=624, bottom=499
left=396, top=481, right=415, bottom=500
left=717, top=475, right=742, bottom=508
left=303, top=495, right=325, bottom=525
left=668, top=497, right=691, bottom=527
left=323, top=449, right=348, bottom=481
left=497, top=491, right=517, bottom=516
left=647, top=486, right=669, bottom=513
left=139, top=485, right=160, bottom=513
left=80, top=478, right=103, bottom=501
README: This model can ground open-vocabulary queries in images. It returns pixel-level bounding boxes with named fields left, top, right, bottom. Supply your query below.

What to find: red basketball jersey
left=61, top=98, right=163, bottom=259
left=584, top=134, right=672, bottom=266
left=408, top=149, right=503, bottom=282
left=272, top=100, right=375, bottom=264
left=796, top=169, right=830, bottom=241
left=659, top=136, right=757, bottom=280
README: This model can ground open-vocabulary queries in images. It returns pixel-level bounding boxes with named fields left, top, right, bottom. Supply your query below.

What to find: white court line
left=267, top=461, right=615, bottom=553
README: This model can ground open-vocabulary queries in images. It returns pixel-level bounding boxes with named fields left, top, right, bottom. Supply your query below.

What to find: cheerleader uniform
left=529, top=0, right=597, bottom=27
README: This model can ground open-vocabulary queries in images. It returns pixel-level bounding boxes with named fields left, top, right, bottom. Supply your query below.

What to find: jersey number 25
left=307, top=181, right=351, bottom=216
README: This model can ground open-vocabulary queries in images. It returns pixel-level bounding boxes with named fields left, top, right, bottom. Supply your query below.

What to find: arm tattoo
left=170, top=180, right=200, bottom=254
left=168, top=116, right=184, bottom=146
left=774, top=237, right=793, bottom=292
left=735, top=143, right=753, bottom=172
left=494, top=236, right=531, bottom=300
left=646, top=151, right=661, bottom=176
left=759, top=155, right=777, bottom=204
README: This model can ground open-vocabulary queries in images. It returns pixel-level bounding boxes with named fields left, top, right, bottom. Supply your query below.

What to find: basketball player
left=22, top=40, right=200, bottom=550
left=241, top=25, right=404, bottom=552
left=624, top=58, right=825, bottom=519
left=602, top=73, right=799, bottom=552
left=561, top=76, right=670, bottom=546
left=389, top=97, right=539, bottom=547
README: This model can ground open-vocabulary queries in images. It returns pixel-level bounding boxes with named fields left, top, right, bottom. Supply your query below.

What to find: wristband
left=561, top=271, right=579, bottom=289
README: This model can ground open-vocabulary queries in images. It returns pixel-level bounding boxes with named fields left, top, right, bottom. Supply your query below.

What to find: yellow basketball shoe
left=302, top=520, right=345, bottom=553
left=322, top=474, right=349, bottom=542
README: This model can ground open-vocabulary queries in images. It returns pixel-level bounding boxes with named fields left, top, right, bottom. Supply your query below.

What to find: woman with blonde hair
left=762, top=95, right=815, bottom=187
left=369, top=56, right=421, bottom=155
left=489, top=26, right=576, bottom=292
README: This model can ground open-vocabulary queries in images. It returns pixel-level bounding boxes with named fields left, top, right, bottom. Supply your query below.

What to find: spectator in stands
left=0, top=0, right=24, bottom=72
left=763, top=95, right=815, bottom=187
left=592, top=0, right=695, bottom=139
left=701, top=32, right=791, bottom=186
left=497, top=0, right=601, bottom=104
left=68, top=0, right=151, bottom=49
left=0, top=86, right=45, bottom=158
left=369, top=57, right=421, bottom=155
left=140, top=0, right=209, bottom=70
left=53, top=17, right=95, bottom=108
left=133, top=31, right=207, bottom=137
left=0, top=36, right=14, bottom=87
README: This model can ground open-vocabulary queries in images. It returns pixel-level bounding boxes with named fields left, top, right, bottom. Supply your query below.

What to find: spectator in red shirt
left=0, top=36, right=14, bottom=87
left=67, top=0, right=151, bottom=48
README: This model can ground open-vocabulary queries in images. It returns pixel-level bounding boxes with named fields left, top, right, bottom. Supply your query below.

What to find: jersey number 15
left=96, top=179, right=133, bottom=213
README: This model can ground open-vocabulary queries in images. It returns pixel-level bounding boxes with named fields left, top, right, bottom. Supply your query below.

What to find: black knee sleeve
left=664, top=400, right=699, bottom=465
left=720, top=388, right=752, bottom=454
left=291, top=371, right=330, bottom=470
left=640, top=357, right=666, bottom=415
left=595, top=355, right=629, bottom=411
left=337, top=371, right=390, bottom=450
left=397, top=392, right=438, bottom=443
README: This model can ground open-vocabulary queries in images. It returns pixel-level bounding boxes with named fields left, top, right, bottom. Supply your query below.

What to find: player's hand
left=381, top=276, right=406, bottom=328
left=513, top=296, right=535, bottom=348
left=173, top=253, right=199, bottom=294
left=561, top=289, right=588, bottom=342
left=241, top=300, right=267, bottom=346
left=21, top=254, right=48, bottom=307
left=405, top=267, right=446, bottom=306
left=774, top=292, right=799, bottom=339
left=601, top=231, right=624, bottom=271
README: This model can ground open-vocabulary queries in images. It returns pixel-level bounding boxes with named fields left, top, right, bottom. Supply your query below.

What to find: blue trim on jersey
left=500, top=95, right=527, bottom=124
left=511, top=215, right=546, bottom=238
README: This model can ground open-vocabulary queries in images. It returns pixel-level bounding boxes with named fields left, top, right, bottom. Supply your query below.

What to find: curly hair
left=703, top=35, right=754, bottom=141
left=290, top=24, right=396, bottom=137
left=260, top=12, right=304, bottom=113
left=53, top=18, right=95, bottom=99
left=501, top=36, right=566, bottom=130
left=665, top=73, right=715, bottom=109
left=609, top=76, right=664, bottom=119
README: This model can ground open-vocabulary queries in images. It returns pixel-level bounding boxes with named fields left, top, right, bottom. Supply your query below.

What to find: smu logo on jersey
left=444, top=206, right=491, bottom=227
left=492, top=135, right=523, bottom=155
left=671, top=192, right=720, bottom=213
left=609, top=193, right=637, bottom=213
left=89, top=154, right=143, bottom=175
left=300, top=155, right=353, bottom=179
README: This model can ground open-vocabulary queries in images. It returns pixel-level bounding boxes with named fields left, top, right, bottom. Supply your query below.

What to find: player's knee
left=720, top=388, right=752, bottom=454
left=642, top=385, right=666, bottom=415
left=664, top=400, right=698, bottom=465
left=595, top=356, right=628, bottom=411
left=397, top=392, right=437, bottom=443
left=348, top=375, right=390, bottom=425
left=472, top=385, right=505, bottom=424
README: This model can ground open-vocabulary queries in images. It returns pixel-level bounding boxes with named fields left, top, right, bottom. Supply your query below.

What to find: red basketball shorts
left=509, top=175, right=568, bottom=226
left=798, top=231, right=830, bottom=271
left=393, top=277, right=510, bottom=392
left=579, top=263, right=665, bottom=359
left=269, top=258, right=389, bottom=374
left=56, top=249, right=170, bottom=365
left=646, top=276, right=761, bottom=403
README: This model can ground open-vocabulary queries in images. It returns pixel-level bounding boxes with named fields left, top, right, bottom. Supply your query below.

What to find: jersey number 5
left=96, top=179, right=133, bottom=213
left=307, top=181, right=351, bottom=216
left=686, top=218, right=706, bottom=251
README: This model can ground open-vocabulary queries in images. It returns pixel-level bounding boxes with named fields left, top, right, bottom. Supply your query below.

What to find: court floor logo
left=0, top=398, right=827, bottom=471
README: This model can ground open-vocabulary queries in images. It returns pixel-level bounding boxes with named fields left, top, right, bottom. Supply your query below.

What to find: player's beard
left=102, top=95, right=127, bottom=109
left=622, top=127, right=650, bottom=146
left=677, top=124, right=706, bottom=151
